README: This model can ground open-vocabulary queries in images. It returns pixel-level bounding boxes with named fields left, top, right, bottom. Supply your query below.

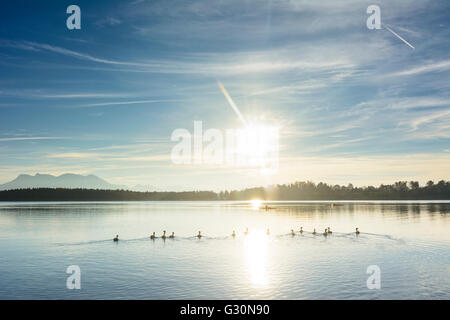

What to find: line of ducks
left=149, top=230, right=176, bottom=240
left=234, top=227, right=360, bottom=237
left=113, top=228, right=360, bottom=241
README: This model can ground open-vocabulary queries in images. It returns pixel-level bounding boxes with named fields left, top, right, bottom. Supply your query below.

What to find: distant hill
left=0, top=173, right=125, bottom=190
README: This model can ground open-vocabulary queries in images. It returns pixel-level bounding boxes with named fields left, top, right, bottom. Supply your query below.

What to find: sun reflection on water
left=250, top=199, right=263, bottom=210
left=244, top=229, right=268, bottom=286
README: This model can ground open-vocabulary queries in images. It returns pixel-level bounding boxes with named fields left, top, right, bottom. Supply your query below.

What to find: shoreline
left=1, top=199, right=450, bottom=203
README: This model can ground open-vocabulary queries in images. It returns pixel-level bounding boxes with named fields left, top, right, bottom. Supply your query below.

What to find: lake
left=0, top=201, right=449, bottom=299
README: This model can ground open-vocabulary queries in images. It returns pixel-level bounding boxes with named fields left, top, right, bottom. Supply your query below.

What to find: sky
left=0, top=0, right=449, bottom=191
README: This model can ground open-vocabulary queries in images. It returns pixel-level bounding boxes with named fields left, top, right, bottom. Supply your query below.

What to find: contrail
left=217, top=81, right=248, bottom=126
left=383, top=25, right=415, bottom=50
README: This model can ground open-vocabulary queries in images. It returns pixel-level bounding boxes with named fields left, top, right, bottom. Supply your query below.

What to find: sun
left=234, top=124, right=279, bottom=175
left=217, top=81, right=279, bottom=175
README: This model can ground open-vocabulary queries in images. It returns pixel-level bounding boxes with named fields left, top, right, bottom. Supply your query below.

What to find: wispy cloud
left=388, top=60, right=450, bottom=77
left=38, top=93, right=130, bottom=99
left=307, top=137, right=372, bottom=152
left=81, top=99, right=183, bottom=107
left=387, top=97, right=450, bottom=110
left=88, top=144, right=154, bottom=151
left=406, top=110, right=450, bottom=131
left=0, top=136, right=67, bottom=142
left=10, top=41, right=152, bottom=67
left=4, top=41, right=354, bottom=75
left=47, top=152, right=98, bottom=159
left=287, top=123, right=360, bottom=139
left=47, top=151, right=170, bottom=162
left=95, top=17, right=122, bottom=28
left=0, top=89, right=133, bottom=100
left=352, top=96, right=450, bottom=113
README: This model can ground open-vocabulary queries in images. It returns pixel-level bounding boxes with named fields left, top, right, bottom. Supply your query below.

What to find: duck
left=312, top=228, right=317, bottom=235
left=169, top=232, right=175, bottom=239
left=113, top=234, right=119, bottom=242
left=161, top=230, right=167, bottom=240
left=291, top=229, right=295, bottom=236
left=266, top=228, right=270, bottom=236
left=356, top=227, right=360, bottom=235
left=197, top=231, right=202, bottom=239
left=244, top=227, right=249, bottom=236
left=323, top=229, right=328, bottom=236
left=232, top=230, right=236, bottom=238
left=150, top=232, right=156, bottom=240
left=327, top=227, right=332, bottom=234
left=299, top=226, right=303, bottom=234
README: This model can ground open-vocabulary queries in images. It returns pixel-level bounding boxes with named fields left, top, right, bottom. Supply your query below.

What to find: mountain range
left=0, top=173, right=125, bottom=190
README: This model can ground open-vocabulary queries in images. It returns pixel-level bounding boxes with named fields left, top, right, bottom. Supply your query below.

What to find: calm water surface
left=0, top=201, right=449, bottom=299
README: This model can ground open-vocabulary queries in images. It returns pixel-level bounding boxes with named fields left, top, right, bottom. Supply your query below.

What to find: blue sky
left=0, top=0, right=449, bottom=191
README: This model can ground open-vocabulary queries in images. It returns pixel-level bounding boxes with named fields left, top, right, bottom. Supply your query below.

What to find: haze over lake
left=0, top=201, right=448, bottom=299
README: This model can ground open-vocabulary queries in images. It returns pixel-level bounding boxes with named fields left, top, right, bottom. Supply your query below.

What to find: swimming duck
left=232, top=230, right=236, bottom=238
left=356, top=227, right=360, bottom=235
left=197, top=231, right=202, bottom=239
left=323, top=229, right=328, bottom=236
left=327, top=227, right=332, bottom=234
left=113, top=234, right=119, bottom=242
left=161, top=230, right=167, bottom=240
left=266, top=228, right=270, bottom=236
left=299, top=227, right=303, bottom=234
left=312, top=228, right=316, bottom=235
left=244, top=227, right=249, bottom=236
left=291, top=229, right=295, bottom=236
left=150, top=232, right=156, bottom=239
left=169, top=232, right=175, bottom=239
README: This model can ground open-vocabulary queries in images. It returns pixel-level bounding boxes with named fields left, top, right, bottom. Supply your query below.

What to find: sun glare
left=250, top=199, right=263, bottom=210
left=244, top=229, right=269, bottom=286
left=234, top=124, right=279, bottom=175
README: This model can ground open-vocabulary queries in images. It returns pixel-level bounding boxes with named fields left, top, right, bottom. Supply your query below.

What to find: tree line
left=0, top=180, right=449, bottom=201
left=218, top=180, right=450, bottom=200
left=0, top=188, right=217, bottom=201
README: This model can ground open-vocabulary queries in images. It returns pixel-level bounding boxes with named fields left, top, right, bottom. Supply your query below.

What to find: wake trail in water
left=359, top=232, right=405, bottom=243
left=55, top=239, right=112, bottom=246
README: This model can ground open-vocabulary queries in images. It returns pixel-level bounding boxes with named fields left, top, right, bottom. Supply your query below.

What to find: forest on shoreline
left=0, top=180, right=449, bottom=201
